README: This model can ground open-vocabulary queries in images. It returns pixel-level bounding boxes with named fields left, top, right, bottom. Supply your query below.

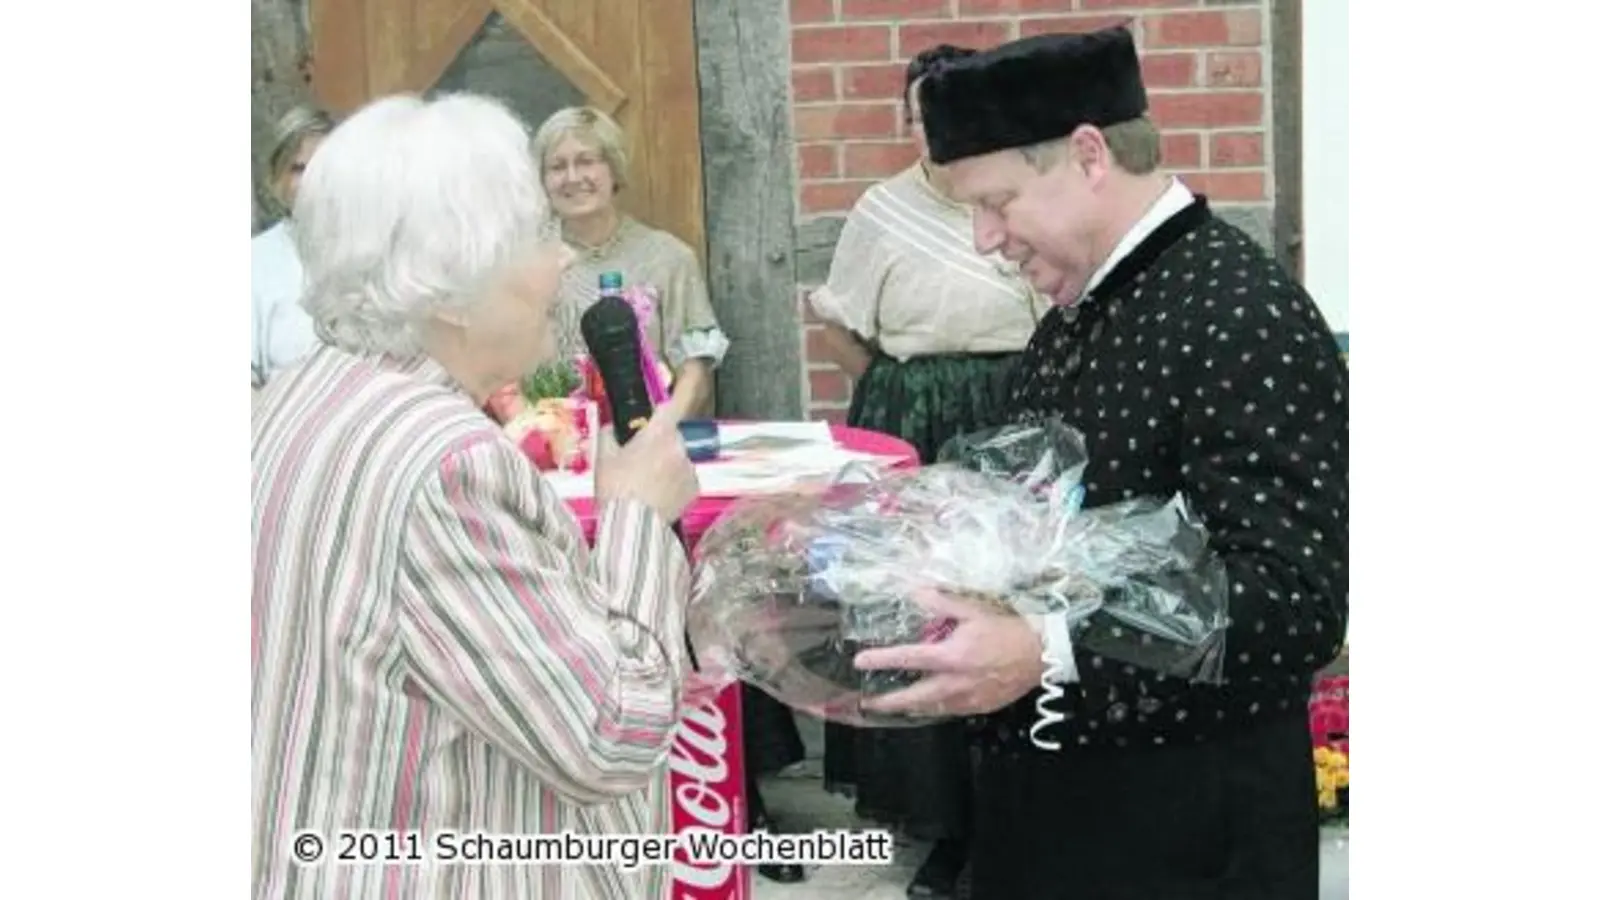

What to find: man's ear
left=1067, top=125, right=1113, bottom=183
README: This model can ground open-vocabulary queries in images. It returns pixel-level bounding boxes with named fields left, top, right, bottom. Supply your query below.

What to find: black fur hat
left=918, top=25, right=1148, bottom=165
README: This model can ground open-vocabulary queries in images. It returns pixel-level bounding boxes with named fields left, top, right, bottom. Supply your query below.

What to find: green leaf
left=520, top=363, right=581, bottom=400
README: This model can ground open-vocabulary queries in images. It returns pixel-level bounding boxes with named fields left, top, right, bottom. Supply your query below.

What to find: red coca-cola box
left=668, top=687, right=751, bottom=899
left=669, top=525, right=751, bottom=899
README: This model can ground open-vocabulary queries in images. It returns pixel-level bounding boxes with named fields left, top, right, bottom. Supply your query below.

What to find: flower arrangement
left=485, top=362, right=595, bottom=473
left=1314, top=745, right=1349, bottom=822
left=1310, top=670, right=1349, bottom=824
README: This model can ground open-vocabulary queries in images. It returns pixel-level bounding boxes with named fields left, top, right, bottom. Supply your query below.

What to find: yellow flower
left=1318, top=788, right=1338, bottom=810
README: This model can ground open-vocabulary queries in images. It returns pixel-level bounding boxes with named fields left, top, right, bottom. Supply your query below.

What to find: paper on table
left=696, top=445, right=898, bottom=495
left=716, top=421, right=833, bottom=448
left=536, top=442, right=905, bottom=501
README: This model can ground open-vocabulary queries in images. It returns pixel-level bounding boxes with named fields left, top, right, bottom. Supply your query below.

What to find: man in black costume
left=854, top=26, right=1349, bottom=900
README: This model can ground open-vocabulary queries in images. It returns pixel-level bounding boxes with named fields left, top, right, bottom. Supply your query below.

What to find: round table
left=562, top=423, right=919, bottom=547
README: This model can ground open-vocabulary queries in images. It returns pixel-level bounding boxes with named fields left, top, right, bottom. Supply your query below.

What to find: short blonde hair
left=1020, top=116, right=1163, bottom=176
left=530, top=106, right=630, bottom=192
left=267, top=104, right=336, bottom=183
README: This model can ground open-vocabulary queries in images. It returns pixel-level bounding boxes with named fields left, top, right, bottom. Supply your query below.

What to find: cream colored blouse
left=555, top=216, right=729, bottom=371
left=809, top=164, right=1052, bottom=362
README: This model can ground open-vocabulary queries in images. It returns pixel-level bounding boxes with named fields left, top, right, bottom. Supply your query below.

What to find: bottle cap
left=599, top=271, right=623, bottom=292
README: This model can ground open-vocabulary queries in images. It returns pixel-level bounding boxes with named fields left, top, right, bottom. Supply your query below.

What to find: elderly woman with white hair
left=251, top=93, right=699, bottom=900
left=533, top=106, right=728, bottom=418
left=251, top=104, right=334, bottom=389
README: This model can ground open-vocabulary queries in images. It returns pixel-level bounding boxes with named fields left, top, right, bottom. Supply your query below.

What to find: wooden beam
left=402, top=0, right=493, bottom=95
left=692, top=0, right=804, bottom=420
left=495, top=0, right=628, bottom=115
left=308, top=0, right=368, bottom=114
left=1270, top=0, right=1304, bottom=280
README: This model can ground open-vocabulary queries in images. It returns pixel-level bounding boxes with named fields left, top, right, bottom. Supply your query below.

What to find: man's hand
left=854, top=591, right=1048, bottom=718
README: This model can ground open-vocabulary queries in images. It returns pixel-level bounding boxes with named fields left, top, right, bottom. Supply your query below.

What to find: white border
left=2, top=2, right=240, bottom=895
left=3, top=3, right=1595, bottom=897
left=1355, top=2, right=1596, bottom=897
left=1302, top=0, right=1349, bottom=333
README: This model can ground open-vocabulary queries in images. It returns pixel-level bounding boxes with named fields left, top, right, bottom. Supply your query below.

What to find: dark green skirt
left=824, top=350, right=1020, bottom=840
left=845, top=350, right=1019, bottom=464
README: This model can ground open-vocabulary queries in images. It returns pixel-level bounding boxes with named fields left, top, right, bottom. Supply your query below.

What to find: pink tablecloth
left=563, top=423, right=919, bottom=546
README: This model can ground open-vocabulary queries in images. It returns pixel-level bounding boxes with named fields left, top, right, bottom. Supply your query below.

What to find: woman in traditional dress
left=532, top=106, right=728, bottom=420
left=807, top=45, right=1054, bottom=899
left=251, top=104, right=335, bottom=390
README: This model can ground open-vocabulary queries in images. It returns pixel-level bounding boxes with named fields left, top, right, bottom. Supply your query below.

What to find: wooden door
left=308, top=0, right=707, bottom=261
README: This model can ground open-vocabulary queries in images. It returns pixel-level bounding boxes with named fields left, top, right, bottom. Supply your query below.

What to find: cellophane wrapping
left=685, top=418, right=1230, bottom=727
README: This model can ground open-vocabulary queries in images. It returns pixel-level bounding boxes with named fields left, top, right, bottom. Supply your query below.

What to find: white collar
left=1076, top=177, right=1194, bottom=303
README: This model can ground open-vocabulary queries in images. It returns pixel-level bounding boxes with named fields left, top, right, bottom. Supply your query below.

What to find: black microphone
left=579, top=294, right=658, bottom=447
left=578, top=293, right=700, bottom=671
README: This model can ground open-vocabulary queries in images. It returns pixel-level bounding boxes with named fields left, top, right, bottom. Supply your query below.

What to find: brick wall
left=789, top=0, right=1276, bottom=423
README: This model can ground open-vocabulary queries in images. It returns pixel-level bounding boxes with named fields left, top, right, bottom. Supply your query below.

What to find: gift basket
left=685, top=417, right=1231, bottom=726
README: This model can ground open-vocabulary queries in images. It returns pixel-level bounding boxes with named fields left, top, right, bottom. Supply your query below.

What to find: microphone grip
left=582, top=304, right=699, bottom=671
left=599, top=390, right=690, bottom=548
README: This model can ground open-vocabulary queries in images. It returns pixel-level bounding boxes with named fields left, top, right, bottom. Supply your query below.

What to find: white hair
left=294, top=92, right=554, bottom=357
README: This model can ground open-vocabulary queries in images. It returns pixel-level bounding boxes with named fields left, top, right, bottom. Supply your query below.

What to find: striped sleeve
left=394, top=437, right=689, bottom=805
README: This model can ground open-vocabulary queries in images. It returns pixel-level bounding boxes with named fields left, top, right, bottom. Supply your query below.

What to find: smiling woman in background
left=251, top=104, right=334, bottom=390
left=532, top=106, right=727, bottom=419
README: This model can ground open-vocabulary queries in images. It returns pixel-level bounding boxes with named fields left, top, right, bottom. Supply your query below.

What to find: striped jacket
left=252, top=346, right=689, bottom=900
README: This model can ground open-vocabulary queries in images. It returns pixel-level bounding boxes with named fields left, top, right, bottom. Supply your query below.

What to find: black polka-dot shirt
left=975, top=198, right=1350, bottom=754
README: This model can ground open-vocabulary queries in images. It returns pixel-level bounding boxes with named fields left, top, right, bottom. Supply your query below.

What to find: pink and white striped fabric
left=252, top=345, right=690, bottom=900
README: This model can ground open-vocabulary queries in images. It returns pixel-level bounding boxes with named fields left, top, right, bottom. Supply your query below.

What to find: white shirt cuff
left=668, top=327, right=731, bottom=369
left=1027, top=613, right=1079, bottom=685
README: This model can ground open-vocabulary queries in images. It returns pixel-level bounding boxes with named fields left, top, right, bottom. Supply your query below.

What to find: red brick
left=791, top=0, right=837, bottom=24
left=792, top=67, right=838, bottom=103
left=899, top=21, right=1013, bottom=58
left=798, top=144, right=840, bottom=179
left=1145, top=10, right=1262, bottom=48
left=960, top=0, right=1081, bottom=13
left=1140, top=52, right=1196, bottom=88
left=1160, top=132, right=1201, bottom=169
left=1148, top=91, right=1262, bottom=128
left=1206, top=50, right=1262, bottom=87
left=808, top=368, right=853, bottom=403
left=844, top=141, right=920, bottom=178
left=841, top=63, right=907, bottom=101
left=809, top=406, right=852, bottom=425
left=805, top=325, right=833, bottom=360
left=843, top=0, right=951, bottom=20
left=1019, top=14, right=1134, bottom=38
left=1080, top=0, right=1191, bottom=8
left=801, top=180, right=876, bottom=213
left=1210, top=131, right=1264, bottom=167
left=793, top=25, right=893, bottom=64
left=794, top=103, right=900, bottom=140
left=1180, top=170, right=1267, bottom=202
